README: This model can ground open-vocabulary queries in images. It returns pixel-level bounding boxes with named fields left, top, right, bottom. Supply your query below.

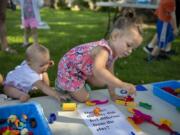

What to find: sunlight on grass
left=56, top=22, right=73, bottom=25
left=7, top=36, right=23, bottom=43
left=75, top=24, right=97, bottom=29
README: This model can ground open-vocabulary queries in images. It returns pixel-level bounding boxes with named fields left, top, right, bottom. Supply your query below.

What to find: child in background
left=55, top=16, right=143, bottom=102
left=15, top=0, right=44, bottom=47
left=146, top=0, right=177, bottom=61
left=3, top=45, right=69, bottom=102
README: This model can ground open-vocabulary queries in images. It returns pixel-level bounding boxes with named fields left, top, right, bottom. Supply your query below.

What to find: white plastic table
left=96, top=1, right=158, bottom=37
left=96, top=1, right=158, bottom=9
left=0, top=84, right=180, bottom=135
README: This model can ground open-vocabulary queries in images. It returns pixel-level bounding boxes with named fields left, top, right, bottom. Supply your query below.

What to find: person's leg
left=0, top=0, right=16, bottom=53
left=50, top=0, right=55, bottom=8
left=0, top=73, right=3, bottom=85
left=163, top=22, right=175, bottom=55
left=0, top=22, right=8, bottom=50
left=162, top=42, right=176, bottom=56
left=23, top=27, right=31, bottom=47
left=146, top=46, right=161, bottom=61
left=0, top=0, right=9, bottom=50
left=159, top=43, right=174, bottom=57
left=164, top=43, right=171, bottom=52
left=150, top=20, right=168, bottom=59
left=148, top=33, right=157, bottom=48
left=31, top=28, right=38, bottom=45
left=69, top=87, right=89, bottom=103
left=143, top=33, right=157, bottom=54
left=3, top=86, right=30, bottom=102
left=151, top=46, right=161, bottom=56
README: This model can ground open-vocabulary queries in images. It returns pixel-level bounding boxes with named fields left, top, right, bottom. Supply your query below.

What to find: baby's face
left=113, top=28, right=142, bottom=58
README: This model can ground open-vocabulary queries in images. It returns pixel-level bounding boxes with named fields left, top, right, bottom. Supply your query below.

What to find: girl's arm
left=107, top=60, right=116, bottom=96
left=93, top=47, right=136, bottom=96
left=42, top=72, right=50, bottom=86
left=93, top=47, right=125, bottom=88
left=107, top=58, right=131, bottom=100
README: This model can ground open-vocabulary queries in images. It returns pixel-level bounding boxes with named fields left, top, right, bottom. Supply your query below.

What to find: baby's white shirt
left=4, top=61, right=42, bottom=93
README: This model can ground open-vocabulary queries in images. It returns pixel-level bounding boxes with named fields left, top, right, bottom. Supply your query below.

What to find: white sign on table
left=78, top=104, right=136, bottom=135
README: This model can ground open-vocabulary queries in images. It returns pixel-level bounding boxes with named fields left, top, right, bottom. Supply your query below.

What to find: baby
left=3, top=44, right=69, bottom=102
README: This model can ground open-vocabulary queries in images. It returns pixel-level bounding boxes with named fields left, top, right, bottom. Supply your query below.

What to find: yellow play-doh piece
left=115, top=100, right=137, bottom=107
left=115, top=100, right=125, bottom=105
left=85, top=101, right=96, bottom=106
left=126, top=102, right=137, bottom=107
left=62, top=103, right=77, bottom=111
left=160, top=118, right=172, bottom=127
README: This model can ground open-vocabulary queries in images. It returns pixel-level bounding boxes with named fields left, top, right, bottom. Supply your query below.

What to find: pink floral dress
left=57, top=39, right=115, bottom=92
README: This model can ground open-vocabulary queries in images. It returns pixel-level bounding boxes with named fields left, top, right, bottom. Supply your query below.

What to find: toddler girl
left=56, top=17, right=143, bottom=102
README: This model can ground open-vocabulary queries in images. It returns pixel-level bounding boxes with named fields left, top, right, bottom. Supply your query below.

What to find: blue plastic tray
left=0, top=102, right=52, bottom=135
left=153, top=80, right=180, bottom=107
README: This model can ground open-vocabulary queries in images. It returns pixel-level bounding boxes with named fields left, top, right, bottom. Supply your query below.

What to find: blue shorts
left=156, top=19, right=174, bottom=48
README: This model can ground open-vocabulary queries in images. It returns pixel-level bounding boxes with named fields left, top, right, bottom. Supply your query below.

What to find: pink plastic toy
left=90, top=99, right=109, bottom=105
left=128, top=109, right=180, bottom=134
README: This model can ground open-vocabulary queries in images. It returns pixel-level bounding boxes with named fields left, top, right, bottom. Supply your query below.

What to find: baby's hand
left=57, top=94, right=71, bottom=102
left=49, top=60, right=55, bottom=67
left=123, top=83, right=136, bottom=96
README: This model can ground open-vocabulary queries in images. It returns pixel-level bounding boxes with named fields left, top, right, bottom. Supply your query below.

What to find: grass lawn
left=0, top=8, right=180, bottom=93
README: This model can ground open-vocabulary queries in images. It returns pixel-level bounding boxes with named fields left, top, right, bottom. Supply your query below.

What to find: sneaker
left=165, top=50, right=176, bottom=56
left=158, top=51, right=170, bottom=59
left=145, top=54, right=160, bottom=62
left=143, top=46, right=153, bottom=54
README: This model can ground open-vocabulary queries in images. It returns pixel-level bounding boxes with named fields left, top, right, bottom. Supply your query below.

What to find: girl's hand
left=110, top=92, right=125, bottom=101
left=123, top=83, right=136, bottom=96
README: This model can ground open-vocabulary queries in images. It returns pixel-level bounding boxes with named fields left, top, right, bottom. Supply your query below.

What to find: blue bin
left=0, top=102, right=52, bottom=135
left=153, top=80, right=180, bottom=107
